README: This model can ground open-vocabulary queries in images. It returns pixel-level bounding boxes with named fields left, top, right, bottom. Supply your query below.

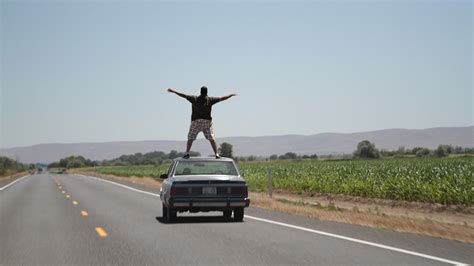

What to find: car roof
left=173, top=157, right=235, bottom=162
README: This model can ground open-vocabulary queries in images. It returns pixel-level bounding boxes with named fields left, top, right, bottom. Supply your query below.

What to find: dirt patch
left=251, top=192, right=474, bottom=244
left=269, top=190, right=474, bottom=227
left=73, top=171, right=474, bottom=243
left=279, top=190, right=474, bottom=215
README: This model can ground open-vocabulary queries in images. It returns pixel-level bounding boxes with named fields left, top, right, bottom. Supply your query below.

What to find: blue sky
left=1, top=1, right=472, bottom=148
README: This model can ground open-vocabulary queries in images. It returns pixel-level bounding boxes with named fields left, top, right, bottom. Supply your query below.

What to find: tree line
left=47, top=150, right=201, bottom=169
left=102, top=150, right=201, bottom=166
left=0, top=156, right=28, bottom=176
left=219, top=142, right=319, bottom=161
left=47, top=141, right=473, bottom=169
left=354, top=141, right=474, bottom=159
left=47, top=156, right=98, bottom=169
left=226, top=141, right=474, bottom=161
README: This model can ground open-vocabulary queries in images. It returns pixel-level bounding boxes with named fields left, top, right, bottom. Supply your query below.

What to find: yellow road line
left=72, top=201, right=78, bottom=205
left=58, top=186, right=62, bottom=189
left=62, top=191, right=66, bottom=194
left=95, top=227, right=108, bottom=238
left=66, top=195, right=70, bottom=199
left=81, top=211, right=89, bottom=217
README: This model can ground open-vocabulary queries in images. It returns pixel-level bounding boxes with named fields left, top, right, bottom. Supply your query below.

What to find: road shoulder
left=0, top=172, right=28, bottom=188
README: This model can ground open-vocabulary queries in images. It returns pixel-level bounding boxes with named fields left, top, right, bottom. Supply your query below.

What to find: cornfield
left=240, top=157, right=473, bottom=205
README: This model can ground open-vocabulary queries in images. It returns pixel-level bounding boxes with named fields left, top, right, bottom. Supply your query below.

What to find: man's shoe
left=215, top=154, right=220, bottom=159
left=183, top=153, right=190, bottom=159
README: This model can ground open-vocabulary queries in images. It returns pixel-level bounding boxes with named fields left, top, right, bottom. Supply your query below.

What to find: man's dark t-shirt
left=185, top=95, right=221, bottom=121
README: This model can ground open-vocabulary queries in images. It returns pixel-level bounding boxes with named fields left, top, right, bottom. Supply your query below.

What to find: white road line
left=75, top=173, right=469, bottom=266
left=0, top=175, right=29, bottom=191
left=245, top=215, right=468, bottom=266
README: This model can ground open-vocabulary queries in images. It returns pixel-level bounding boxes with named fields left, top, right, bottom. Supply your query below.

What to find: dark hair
left=200, top=86, right=208, bottom=96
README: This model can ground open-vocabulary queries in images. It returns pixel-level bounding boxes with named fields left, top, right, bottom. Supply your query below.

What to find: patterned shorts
left=188, top=119, right=215, bottom=140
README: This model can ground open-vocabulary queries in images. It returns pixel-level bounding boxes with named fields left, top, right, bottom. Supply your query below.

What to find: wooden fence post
left=268, top=168, right=273, bottom=198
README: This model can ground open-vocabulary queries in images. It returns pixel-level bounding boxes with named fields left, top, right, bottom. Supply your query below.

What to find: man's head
left=200, top=86, right=208, bottom=96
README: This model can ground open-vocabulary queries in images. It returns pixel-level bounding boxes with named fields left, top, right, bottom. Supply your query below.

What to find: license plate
left=202, top=187, right=217, bottom=195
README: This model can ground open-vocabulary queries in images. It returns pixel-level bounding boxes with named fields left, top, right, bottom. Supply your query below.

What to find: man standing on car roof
left=167, top=86, right=237, bottom=159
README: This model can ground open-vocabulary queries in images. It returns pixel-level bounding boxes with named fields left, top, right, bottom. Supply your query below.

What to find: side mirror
left=160, top=174, right=168, bottom=180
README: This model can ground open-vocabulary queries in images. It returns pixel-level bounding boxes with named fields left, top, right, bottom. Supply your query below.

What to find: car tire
left=162, top=203, right=168, bottom=219
left=167, top=206, right=177, bottom=222
left=234, top=207, right=244, bottom=222
left=223, top=210, right=232, bottom=218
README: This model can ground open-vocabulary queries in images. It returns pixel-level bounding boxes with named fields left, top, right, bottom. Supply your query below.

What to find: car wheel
left=167, top=206, right=177, bottom=222
left=162, top=203, right=168, bottom=219
left=223, top=210, right=232, bottom=218
left=234, top=207, right=244, bottom=222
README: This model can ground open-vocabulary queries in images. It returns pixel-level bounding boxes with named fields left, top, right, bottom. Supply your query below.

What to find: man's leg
left=186, top=139, right=193, bottom=153
left=185, top=121, right=198, bottom=158
left=204, top=120, right=219, bottom=158
left=209, top=139, right=218, bottom=155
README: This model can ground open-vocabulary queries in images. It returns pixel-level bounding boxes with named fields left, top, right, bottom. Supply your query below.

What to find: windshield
left=174, top=161, right=238, bottom=176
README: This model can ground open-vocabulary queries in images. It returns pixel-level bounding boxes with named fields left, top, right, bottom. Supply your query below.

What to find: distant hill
left=1, top=126, right=472, bottom=164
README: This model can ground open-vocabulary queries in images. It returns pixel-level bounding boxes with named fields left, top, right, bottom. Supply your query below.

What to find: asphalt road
left=1, top=173, right=472, bottom=266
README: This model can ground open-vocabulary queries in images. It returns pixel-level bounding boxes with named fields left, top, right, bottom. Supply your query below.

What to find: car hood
left=172, top=175, right=245, bottom=183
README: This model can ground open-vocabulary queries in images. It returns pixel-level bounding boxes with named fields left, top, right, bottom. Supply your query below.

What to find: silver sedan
left=160, top=157, right=250, bottom=222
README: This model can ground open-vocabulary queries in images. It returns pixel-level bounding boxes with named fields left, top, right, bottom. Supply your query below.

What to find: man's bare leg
left=186, top=140, right=193, bottom=153
left=210, top=139, right=219, bottom=158
left=183, top=140, right=193, bottom=159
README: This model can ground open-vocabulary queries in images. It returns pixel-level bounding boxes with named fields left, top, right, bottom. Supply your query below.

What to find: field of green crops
left=80, top=157, right=473, bottom=205
left=240, top=158, right=473, bottom=205
left=81, top=164, right=170, bottom=178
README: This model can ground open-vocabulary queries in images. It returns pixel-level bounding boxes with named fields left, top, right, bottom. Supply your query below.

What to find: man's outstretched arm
left=167, top=88, right=189, bottom=99
left=218, top=93, right=237, bottom=102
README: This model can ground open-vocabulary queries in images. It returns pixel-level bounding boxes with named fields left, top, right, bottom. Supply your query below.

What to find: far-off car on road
left=160, top=157, right=250, bottom=222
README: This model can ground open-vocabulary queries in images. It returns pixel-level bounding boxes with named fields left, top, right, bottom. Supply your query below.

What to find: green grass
left=79, top=157, right=474, bottom=205
left=80, top=164, right=170, bottom=178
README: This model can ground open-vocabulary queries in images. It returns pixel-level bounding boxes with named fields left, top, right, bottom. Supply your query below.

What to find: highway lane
left=1, top=173, right=472, bottom=266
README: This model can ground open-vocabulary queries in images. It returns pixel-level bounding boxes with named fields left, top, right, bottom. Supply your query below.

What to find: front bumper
left=168, top=197, right=250, bottom=208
